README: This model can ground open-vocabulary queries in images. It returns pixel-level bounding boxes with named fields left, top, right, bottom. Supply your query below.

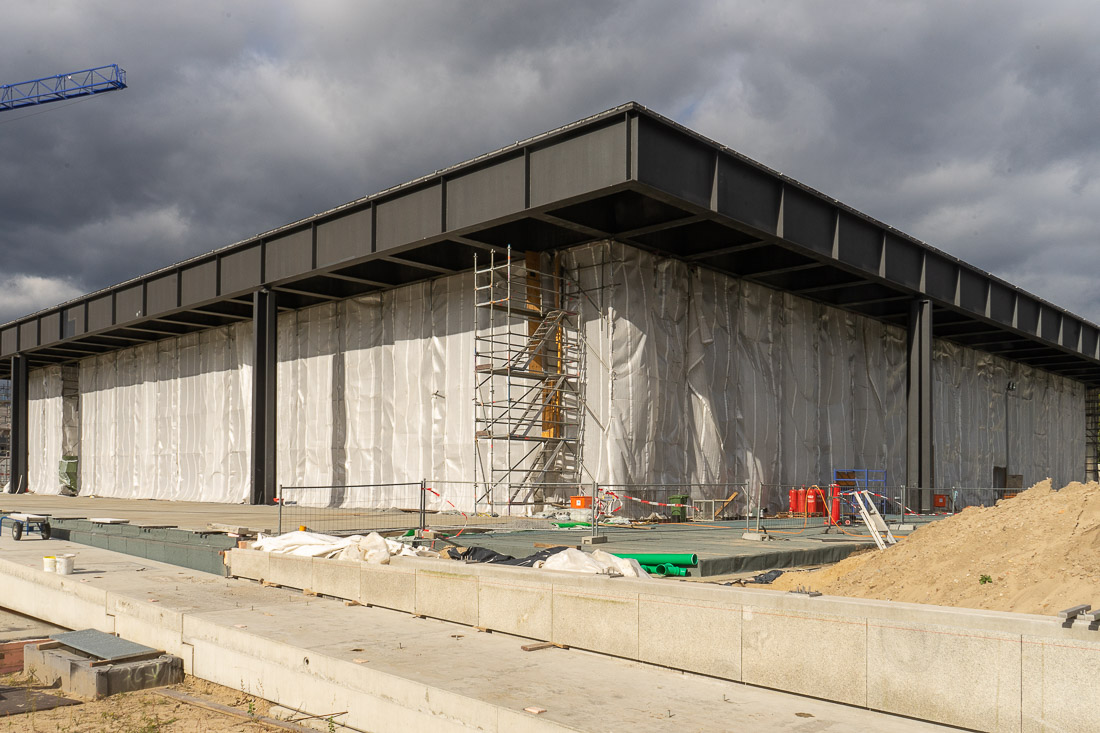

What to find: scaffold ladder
left=851, top=490, right=897, bottom=550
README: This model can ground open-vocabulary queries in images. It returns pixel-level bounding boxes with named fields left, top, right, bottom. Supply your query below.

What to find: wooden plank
left=520, top=642, right=568, bottom=652
left=714, top=491, right=740, bottom=519
left=88, top=650, right=164, bottom=667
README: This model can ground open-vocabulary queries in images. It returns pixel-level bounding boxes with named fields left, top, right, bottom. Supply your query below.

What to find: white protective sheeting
left=27, top=365, right=64, bottom=494
left=540, top=548, right=652, bottom=578
left=251, top=530, right=435, bottom=562
left=22, top=241, right=1088, bottom=506
left=276, top=276, right=475, bottom=511
left=78, top=322, right=252, bottom=501
left=933, top=340, right=1085, bottom=488
left=566, top=242, right=909, bottom=505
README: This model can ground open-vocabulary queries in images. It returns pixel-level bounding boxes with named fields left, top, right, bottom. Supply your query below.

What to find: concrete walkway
left=0, top=532, right=958, bottom=732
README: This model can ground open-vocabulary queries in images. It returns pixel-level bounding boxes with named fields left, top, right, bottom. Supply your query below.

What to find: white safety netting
left=19, top=241, right=1089, bottom=505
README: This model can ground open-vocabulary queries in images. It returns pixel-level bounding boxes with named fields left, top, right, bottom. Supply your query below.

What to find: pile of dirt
left=770, top=479, right=1100, bottom=616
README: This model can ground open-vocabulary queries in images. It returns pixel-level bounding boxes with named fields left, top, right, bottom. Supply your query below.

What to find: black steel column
left=906, top=299, right=933, bottom=509
left=251, top=289, right=278, bottom=505
left=9, top=355, right=28, bottom=494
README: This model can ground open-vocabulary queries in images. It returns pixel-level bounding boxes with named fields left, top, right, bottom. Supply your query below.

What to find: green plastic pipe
left=639, top=563, right=690, bottom=577
left=610, top=552, right=698, bottom=567
left=554, top=521, right=591, bottom=528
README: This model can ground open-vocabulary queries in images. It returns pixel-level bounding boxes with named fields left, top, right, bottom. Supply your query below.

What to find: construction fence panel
left=599, top=483, right=747, bottom=522
left=277, top=483, right=426, bottom=535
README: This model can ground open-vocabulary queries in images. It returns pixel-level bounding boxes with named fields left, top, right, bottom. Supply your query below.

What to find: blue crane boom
left=0, top=64, right=126, bottom=112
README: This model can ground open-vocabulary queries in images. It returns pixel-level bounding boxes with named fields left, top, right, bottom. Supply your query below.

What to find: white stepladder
left=850, top=490, right=897, bottom=550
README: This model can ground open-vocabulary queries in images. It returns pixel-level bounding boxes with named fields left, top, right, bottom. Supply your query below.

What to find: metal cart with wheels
left=1, top=513, right=51, bottom=540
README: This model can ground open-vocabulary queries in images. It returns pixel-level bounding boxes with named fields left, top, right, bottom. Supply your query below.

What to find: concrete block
left=741, top=602, right=866, bottom=707
left=144, top=540, right=170, bottom=565
left=361, top=564, right=416, bottom=613
left=867, top=618, right=1021, bottom=732
left=1022, top=633, right=1100, bottom=732
left=551, top=576, right=638, bottom=658
left=311, top=559, right=360, bottom=599
left=267, top=553, right=313, bottom=590
left=638, top=589, right=741, bottom=680
left=24, top=643, right=182, bottom=699
left=414, top=568, right=478, bottom=626
left=475, top=566, right=554, bottom=640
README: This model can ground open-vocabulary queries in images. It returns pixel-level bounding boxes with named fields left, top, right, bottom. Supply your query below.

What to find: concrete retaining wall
left=227, top=549, right=1100, bottom=733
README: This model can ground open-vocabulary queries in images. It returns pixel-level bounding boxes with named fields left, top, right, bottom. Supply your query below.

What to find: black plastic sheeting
left=445, top=545, right=568, bottom=567
left=748, top=569, right=784, bottom=584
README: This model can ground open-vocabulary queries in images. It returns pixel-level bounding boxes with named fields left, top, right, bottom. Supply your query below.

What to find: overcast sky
left=1, top=1, right=1098, bottom=326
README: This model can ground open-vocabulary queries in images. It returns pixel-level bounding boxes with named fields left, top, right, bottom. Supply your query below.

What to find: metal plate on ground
left=0, top=686, right=81, bottom=716
left=49, top=629, right=156, bottom=661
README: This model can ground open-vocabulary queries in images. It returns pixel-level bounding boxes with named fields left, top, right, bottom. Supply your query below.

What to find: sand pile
left=770, top=479, right=1100, bottom=616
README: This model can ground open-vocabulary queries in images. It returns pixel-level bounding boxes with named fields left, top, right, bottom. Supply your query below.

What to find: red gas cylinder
left=805, top=487, right=819, bottom=516
left=789, top=488, right=801, bottom=513
left=829, top=484, right=841, bottom=524
left=797, top=487, right=807, bottom=514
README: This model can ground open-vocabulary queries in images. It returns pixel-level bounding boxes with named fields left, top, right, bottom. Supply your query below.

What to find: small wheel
left=12, top=523, right=22, bottom=541
left=40, top=523, right=51, bottom=540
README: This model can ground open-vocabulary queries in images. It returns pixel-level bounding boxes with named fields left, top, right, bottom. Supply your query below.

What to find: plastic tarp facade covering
left=26, top=365, right=63, bottom=494
left=74, top=323, right=252, bottom=501
left=19, top=241, right=1089, bottom=506
left=933, top=341, right=1084, bottom=488
left=566, top=242, right=910, bottom=510
left=276, top=276, right=475, bottom=511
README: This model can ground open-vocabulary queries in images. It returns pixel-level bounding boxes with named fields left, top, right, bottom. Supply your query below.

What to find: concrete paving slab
left=0, top=532, right=958, bottom=732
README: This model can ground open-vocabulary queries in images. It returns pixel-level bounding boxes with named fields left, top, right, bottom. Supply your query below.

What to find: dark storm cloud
left=2, top=0, right=1098, bottom=324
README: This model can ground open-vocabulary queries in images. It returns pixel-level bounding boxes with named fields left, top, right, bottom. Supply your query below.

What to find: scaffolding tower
left=474, top=246, right=586, bottom=513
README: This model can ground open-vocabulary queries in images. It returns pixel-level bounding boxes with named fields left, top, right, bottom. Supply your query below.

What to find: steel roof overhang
left=4, top=101, right=1100, bottom=386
